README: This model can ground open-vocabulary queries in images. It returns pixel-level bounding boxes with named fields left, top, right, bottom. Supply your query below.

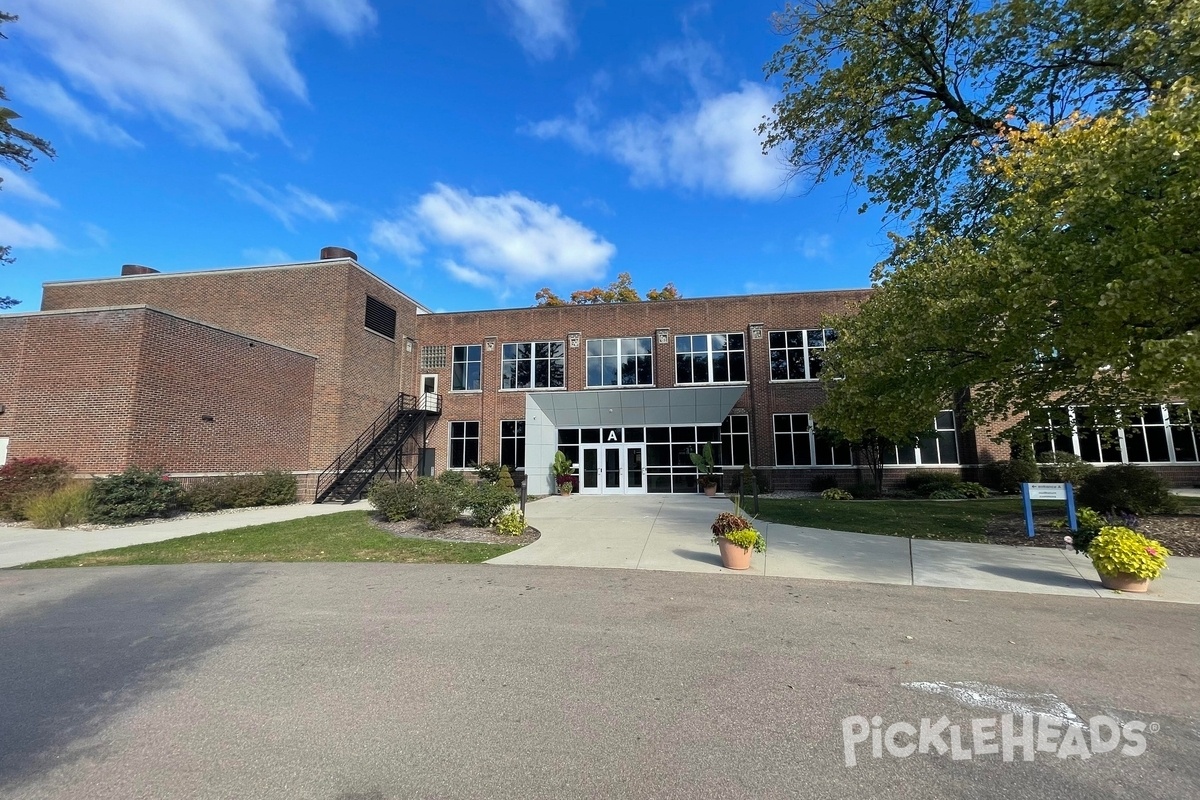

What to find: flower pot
left=1098, top=570, right=1150, bottom=593
left=703, top=484, right=717, bottom=498
left=717, top=536, right=753, bottom=570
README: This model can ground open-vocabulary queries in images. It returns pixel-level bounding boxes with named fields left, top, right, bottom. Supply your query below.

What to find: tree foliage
left=0, top=12, right=55, bottom=309
left=818, top=79, right=1200, bottom=440
left=535, top=272, right=681, bottom=307
left=762, top=0, right=1197, bottom=232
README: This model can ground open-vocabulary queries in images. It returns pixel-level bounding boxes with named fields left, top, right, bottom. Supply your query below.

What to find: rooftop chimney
left=320, top=246, right=358, bottom=261
left=121, top=264, right=159, bottom=276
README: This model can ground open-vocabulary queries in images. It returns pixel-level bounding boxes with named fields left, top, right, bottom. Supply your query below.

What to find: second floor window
left=769, top=328, right=835, bottom=381
left=586, top=337, right=653, bottom=387
left=452, top=345, right=481, bottom=391
left=676, top=333, right=746, bottom=384
left=502, top=341, right=565, bottom=389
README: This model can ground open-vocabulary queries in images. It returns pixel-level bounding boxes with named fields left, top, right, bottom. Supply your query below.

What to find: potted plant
left=552, top=450, right=575, bottom=497
left=1085, top=525, right=1171, bottom=593
left=710, top=508, right=766, bottom=570
left=689, top=442, right=720, bottom=497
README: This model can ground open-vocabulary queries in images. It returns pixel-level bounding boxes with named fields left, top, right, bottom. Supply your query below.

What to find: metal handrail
left=315, top=391, right=441, bottom=501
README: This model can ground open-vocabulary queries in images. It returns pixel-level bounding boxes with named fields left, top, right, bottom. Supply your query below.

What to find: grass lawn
left=752, top=497, right=1065, bottom=542
left=17, top=511, right=521, bottom=569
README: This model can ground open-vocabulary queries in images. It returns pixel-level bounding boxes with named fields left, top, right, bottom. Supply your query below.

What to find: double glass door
left=581, top=444, right=645, bottom=494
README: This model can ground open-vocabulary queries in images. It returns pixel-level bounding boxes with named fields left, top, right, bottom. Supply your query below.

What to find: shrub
left=23, top=481, right=93, bottom=528
left=89, top=467, right=184, bottom=523
left=1088, top=526, right=1171, bottom=581
left=183, top=471, right=297, bottom=511
left=494, top=508, right=525, bottom=536
left=982, top=458, right=1040, bottom=494
left=0, top=457, right=72, bottom=520
left=1078, top=465, right=1177, bottom=515
left=929, top=488, right=966, bottom=499
left=820, top=488, right=853, bottom=500
left=903, top=471, right=961, bottom=496
left=1036, top=452, right=1096, bottom=486
left=849, top=481, right=880, bottom=499
left=810, top=475, right=839, bottom=492
left=956, top=481, right=990, bottom=499
left=497, top=465, right=515, bottom=492
left=467, top=482, right=517, bottom=527
left=474, top=462, right=503, bottom=484
left=415, top=478, right=462, bottom=529
left=368, top=479, right=419, bottom=522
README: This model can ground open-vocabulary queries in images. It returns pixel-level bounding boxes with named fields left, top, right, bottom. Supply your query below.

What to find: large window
left=451, top=345, right=481, bottom=391
left=773, top=414, right=853, bottom=467
left=502, top=341, right=565, bottom=390
left=721, top=414, right=752, bottom=467
left=675, top=333, right=746, bottom=384
left=882, top=411, right=959, bottom=465
left=586, top=337, right=653, bottom=387
left=500, top=420, right=526, bottom=470
left=1036, top=404, right=1200, bottom=464
left=769, top=328, right=835, bottom=381
left=449, top=421, right=480, bottom=469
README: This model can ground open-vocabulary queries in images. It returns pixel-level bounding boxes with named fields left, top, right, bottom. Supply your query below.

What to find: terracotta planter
left=1098, top=570, right=1150, bottom=593
left=717, top=536, right=753, bottom=570
left=703, top=484, right=717, bottom=497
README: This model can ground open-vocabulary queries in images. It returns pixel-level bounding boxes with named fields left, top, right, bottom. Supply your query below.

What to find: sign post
left=1020, top=482, right=1078, bottom=539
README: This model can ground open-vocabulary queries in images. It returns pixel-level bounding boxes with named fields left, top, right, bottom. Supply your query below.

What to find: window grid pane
left=675, top=333, right=746, bottom=385
left=501, top=340, right=566, bottom=389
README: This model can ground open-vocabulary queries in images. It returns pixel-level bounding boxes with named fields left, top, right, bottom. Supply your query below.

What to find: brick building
left=1, top=249, right=1196, bottom=497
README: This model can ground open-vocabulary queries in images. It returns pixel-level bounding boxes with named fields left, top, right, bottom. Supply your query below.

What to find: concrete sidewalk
left=0, top=502, right=368, bottom=568
left=489, top=495, right=1200, bottom=604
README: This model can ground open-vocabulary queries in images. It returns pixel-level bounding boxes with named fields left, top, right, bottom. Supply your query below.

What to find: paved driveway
left=491, top=495, right=1200, bottom=604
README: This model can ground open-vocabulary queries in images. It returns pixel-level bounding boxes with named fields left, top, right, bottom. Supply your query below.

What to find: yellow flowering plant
left=1088, top=526, right=1171, bottom=581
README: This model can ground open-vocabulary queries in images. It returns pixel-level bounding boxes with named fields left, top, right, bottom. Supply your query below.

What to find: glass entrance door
left=580, top=444, right=646, bottom=494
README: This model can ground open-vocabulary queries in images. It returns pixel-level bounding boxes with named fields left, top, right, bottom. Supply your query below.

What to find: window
left=721, top=414, right=752, bottom=467
left=769, top=328, right=835, bottom=381
left=586, top=337, right=653, bottom=387
left=449, top=421, right=480, bottom=469
left=451, top=345, right=481, bottom=391
left=773, top=414, right=854, bottom=467
left=1044, top=404, right=1200, bottom=464
left=644, top=424, right=724, bottom=493
left=421, top=345, right=447, bottom=369
left=364, top=296, right=396, bottom=339
left=675, top=333, right=746, bottom=384
left=882, top=411, right=959, bottom=465
left=501, top=341, right=565, bottom=389
left=1168, top=405, right=1200, bottom=463
left=500, top=420, right=526, bottom=469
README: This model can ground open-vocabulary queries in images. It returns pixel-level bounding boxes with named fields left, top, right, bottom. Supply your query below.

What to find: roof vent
left=320, top=246, right=358, bottom=261
left=121, top=264, right=159, bottom=276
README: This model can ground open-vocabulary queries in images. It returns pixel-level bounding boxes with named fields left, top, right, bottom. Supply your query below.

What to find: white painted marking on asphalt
left=904, top=681, right=1086, bottom=728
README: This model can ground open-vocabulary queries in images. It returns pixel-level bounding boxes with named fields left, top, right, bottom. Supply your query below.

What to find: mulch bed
left=985, top=510, right=1200, bottom=557
left=369, top=515, right=540, bottom=546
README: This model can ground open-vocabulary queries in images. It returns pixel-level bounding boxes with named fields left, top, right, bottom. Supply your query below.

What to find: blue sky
left=1, top=0, right=889, bottom=312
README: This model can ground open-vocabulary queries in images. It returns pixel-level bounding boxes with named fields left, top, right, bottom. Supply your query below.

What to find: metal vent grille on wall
left=421, top=345, right=447, bottom=369
left=365, top=295, right=397, bottom=339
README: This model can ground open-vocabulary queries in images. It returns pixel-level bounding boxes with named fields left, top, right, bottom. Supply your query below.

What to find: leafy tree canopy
left=535, top=272, right=681, bottom=306
left=1, top=11, right=55, bottom=309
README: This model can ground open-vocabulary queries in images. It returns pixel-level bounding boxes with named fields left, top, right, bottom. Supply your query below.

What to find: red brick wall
left=0, top=316, right=28, bottom=440
left=415, top=290, right=872, bottom=472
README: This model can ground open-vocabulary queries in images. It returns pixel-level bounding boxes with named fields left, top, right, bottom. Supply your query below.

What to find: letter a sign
left=607, top=430, right=619, bottom=442
left=602, top=427, right=621, bottom=443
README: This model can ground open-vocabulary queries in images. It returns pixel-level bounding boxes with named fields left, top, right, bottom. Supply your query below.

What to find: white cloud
left=84, top=223, right=111, bottom=248
left=371, top=183, right=615, bottom=287
left=219, top=175, right=344, bottom=230
left=241, top=246, right=294, bottom=264
left=0, top=214, right=61, bottom=250
left=17, top=0, right=375, bottom=149
left=7, top=72, right=142, bottom=148
left=797, top=232, right=833, bottom=261
left=0, top=166, right=59, bottom=207
left=499, top=0, right=574, bottom=60
left=528, top=81, right=784, bottom=200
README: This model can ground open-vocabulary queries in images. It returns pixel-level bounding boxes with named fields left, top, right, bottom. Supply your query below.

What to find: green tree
left=535, top=272, right=681, bottom=307
left=0, top=12, right=55, bottom=310
left=817, top=80, right=1200, bottom=443
left=761, top=0, right=1197, bottom=232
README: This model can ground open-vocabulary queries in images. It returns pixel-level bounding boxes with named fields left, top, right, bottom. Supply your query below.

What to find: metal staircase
left=314, top=391, right=441, bottom=503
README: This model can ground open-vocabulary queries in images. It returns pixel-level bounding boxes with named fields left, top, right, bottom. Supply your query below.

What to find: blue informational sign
left=1021, top=482, right=1078, bottom=539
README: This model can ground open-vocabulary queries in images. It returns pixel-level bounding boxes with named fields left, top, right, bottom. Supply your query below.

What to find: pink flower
left=1146, top=547, right=1158, bottom=557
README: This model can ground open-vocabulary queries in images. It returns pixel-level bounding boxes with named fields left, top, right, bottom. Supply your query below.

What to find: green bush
left=956, top=481, right=990, bottom=499
left=494, top=508, right=525, bottom=536
left=23, top=481, right=93, bottom=528
left=1036, top=452, right=1096, bottom=486
left=982, top=458, right=1040, bottom=494
left=368, top=479, right=419, bottom=521
left=929, top=488, right=966, bottom=499
left=416, top=478, right=462, bottom=529
left=1078, top=465, right=1178, bottom=515
left=497, top=465, right=515, bottom=492
left=903, top=471, right=961, bottom=496
left=467, top=482, right=517, bottom=527
left=183, top=471, right=297, bottom=511
left=474, top=462, right=503, bottom=484
left=1089, top=526, right=1171, bottom=580
left=89, top=467, right=184, bottom=523
left=0, top=456, right=72, bottom=520
left=820, top=488, right=853, bottom=500
left=849, top=481, right=881, bottom=499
